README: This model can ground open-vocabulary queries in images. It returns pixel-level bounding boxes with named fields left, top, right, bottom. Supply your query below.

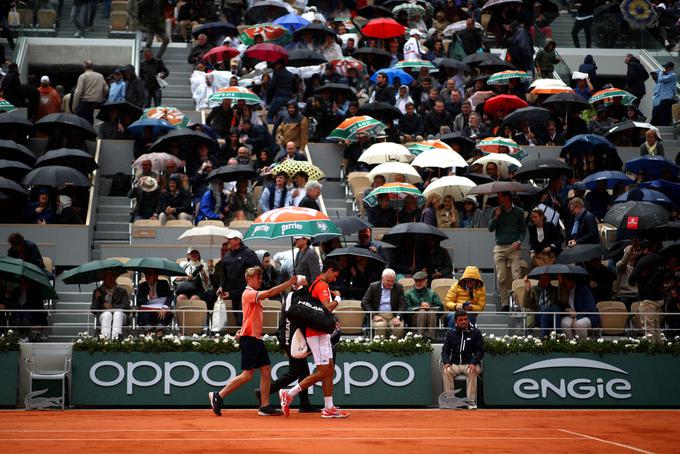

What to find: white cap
left=225, top=230, right=244, bottom=240
left=40, top=75, right=50, bottom=84
left=409, top=29, right=421, bottom=37
left=187, top=247, right=199, bottom=254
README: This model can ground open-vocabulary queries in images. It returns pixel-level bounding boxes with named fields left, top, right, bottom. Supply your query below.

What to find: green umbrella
left=124, top=257, right=186, bottom=276
left=363, top=182, right=425, bottom=208
left=208, top=87, right=262, bottom=105
left=0, top=256, right=58, bottom=299
left=0, top=97, right=16, bottom=113
left=394, top=60, right=436, bottom=71
left=244, top=207, right=341, bottom=240
left=328, top=115, right=386, bottom=141
left=487, top=70, right=533, bottom=85
left=60, top=259, right=125, bottom=285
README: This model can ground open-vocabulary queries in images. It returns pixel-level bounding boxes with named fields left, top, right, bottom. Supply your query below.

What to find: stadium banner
left=483, top=353, right=680, bottom=407
left=71, top=351, right=432, bottom=406
left=0, top=351, right=19, bottom=406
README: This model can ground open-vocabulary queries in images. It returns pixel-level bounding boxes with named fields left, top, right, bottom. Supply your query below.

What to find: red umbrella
left=244, top=43, right=288, bottom=63
left=361, top=18, right=406, bottom=39
left=483, top=94, right=528, bottom=116
left=202, top=45, right=241, bottom=63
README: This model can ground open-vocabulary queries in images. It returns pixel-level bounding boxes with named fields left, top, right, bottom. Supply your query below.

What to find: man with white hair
left=361, top=268, right=406, bottom=338
left=297, top=181, right=322, bottom=210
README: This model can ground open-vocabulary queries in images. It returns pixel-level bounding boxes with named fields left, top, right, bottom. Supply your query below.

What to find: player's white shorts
left=306, top=333, right=332, bottom=366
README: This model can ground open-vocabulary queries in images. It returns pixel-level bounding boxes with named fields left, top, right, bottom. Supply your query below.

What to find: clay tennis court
left=0, top=409, right=676, bottom=453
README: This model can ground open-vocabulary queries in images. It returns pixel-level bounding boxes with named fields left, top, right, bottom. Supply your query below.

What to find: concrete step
left=50, top=323, right=91, bottom=338
left=55, top=281, right=97, bottom=293
left=94, top=231, right=129, bottom=241
left=98, top=204, right=131, bottom=215
left=475, top=323, right=510, bottom=336
left=51, top=311, right=91, bottom=324
left=97, top=212, right=131, bottom=223
left=56, top=292, right=93, bottom=303
left=476, top=312, right=511, bottom=325
left=96, top=221, right=129, bottom=233
left=100, top=196, right=130, bottom=205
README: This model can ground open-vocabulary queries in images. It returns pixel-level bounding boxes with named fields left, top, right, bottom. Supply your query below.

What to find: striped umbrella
left=209, top=87, right=262, bottom=104
left=589, top=88, right=637, bottom=106
left=392, top=3, right=426, bottom=18
left=406, top=139, right=454, bottom=156
left=394, top=60, right=437, bottom=71
left=0, top=98, right=16, bottom=112
left=363, top=182, right=425, bottom=208
left=142, top=106, right=189, bottom=128
left=477, top=136, right=520, bottom=153
left=328, top=115, right=386, bottom=141
left=239, top=23, right=291, bottom=46
left=244, top=207, right=341, bottom=240
left=487, top=70, right=532, bottom=85
left=529, top=78, right=574, bottom=94
left=330, top=56, right=366, bottom=76
left=274, top=159, right=325, bottom=181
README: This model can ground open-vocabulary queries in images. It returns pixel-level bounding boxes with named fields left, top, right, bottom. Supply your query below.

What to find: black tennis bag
left=285, top=281, right=336, bottom=334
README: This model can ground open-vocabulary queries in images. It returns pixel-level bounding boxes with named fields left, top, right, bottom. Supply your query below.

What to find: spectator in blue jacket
left=567, top=198, right=599, bottom=247
left=559, top=275, right=600, bottom=339
left=196, top=178, right=228, bottom=224
left=651, top=62, right=677, bottom=127
left=441, top=309, right=483, bottom=409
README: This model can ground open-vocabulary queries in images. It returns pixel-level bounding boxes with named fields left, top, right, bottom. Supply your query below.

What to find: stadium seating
left=597, top=301, right=628, bottom=336
left=431, top=278, right=456, bottom=303
left=261, top=299, right=280, bottom=335
left=175, top=299, right=207, bottom=335
left=334, top=300, right=364, bottom=335
left=398, top=278, right=415, bottom=293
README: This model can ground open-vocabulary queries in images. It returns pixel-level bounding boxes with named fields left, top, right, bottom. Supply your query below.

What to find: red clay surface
left=0, top=409, right=676, bottom=453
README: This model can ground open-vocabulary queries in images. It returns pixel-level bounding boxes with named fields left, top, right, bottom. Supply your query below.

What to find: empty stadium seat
left=176, top=299, right=207, bottom=335
left=37, top=9, right=57, bottom=29
left=261, top=299, right=281, bottom=335
left=597, top=301, right=628, bottom=336
left=334, top=300, right=364, bottom=335
left=110, top=11, right=129, bottom=31
left=115, top=276, right=134, bottom=297
left=110, top=1, right=128, bottom=13
left=431, top=278, right=456, bottom=303
left=228, top=220, right=253, bottom=229
left=165, top=220, right=193, bottom=227
left=197, top=220, right=225, bottom=227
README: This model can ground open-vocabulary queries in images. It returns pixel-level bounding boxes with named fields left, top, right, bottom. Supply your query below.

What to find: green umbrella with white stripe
left=0, top=98, right=16, bottom=112
left=208, top=87, right=262, bottom=104
left=588, top=88, right=637, bottom=106
left=394, top=60, right=436, bottom=71
left=487, top=70, right=533, bottom=85
left=328, top=115, right=386, bottom=141
left=363, top=182, right=425, bottom=208
left=244, top=207, right=341, bottom=240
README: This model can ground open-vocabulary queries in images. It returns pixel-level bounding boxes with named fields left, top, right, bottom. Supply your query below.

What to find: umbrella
left=245, top=207, right=341, bottom=240
left=209, top=87, right=262, bottom=105
left=127, top=118, right=175, bottom=138
left=0, top=110, right=34, bottom=139
left=287, top=49, right=327, bottom=67
left=528, top=79, right=573, bottom=94
left=361, top=18, right=405, bottom=39
left=464, top=173, right=495, bottom=185
left=359, top=142, right=413, bottom=165
left=330, top=56, right=365, bottom=76
left=394, top=60, right=437, bottom=71
left=352, top=47, right=392, bottom=66
left=473, top=154, right=522, bottom=179
left=35, top=113, right=98, bottom=140
left=245, top=0, right=291, bottom=24
left=561, top=134, right=617, bottom=157
left=328, top=116, right=386, bottom=141
left=589, top=88, right=637, bottom=106
left=274, top=160, right=325, bottom=181
left=149, top=128, right=217, bottom=154
left=60, top=259, right=125, bottom=285
left=208, top=164, right=258, bottom=182
left=314, top=83, right=356, bottom=97
left=273, top=13, right=309, bottom=32
left=411, top=149, right=467, bottom=169
left=293, top=23, right=337, bottom=42
left=405, top=141, right=448, bottom=156
left=192, top=22, right=238, bottom=41
left=0, top=159, right=32, bottom=181
left=659, top=244, right=680, bottom=260
left=367, top=162, right=422, bottom=184
left=392, top=3, right=425, bottom=17
left=96, top=100, right=143, bottom=122
left=645, top=222, right=680, bottom=241
left=487, top=70, right=532, bottom=85
left=124, top=257, right=187, bottom=276
left=244, top=43, right=288, bottom=63
left=624, top=155, right=680, bottom=179
left=239, top=23, right=291, bottom=46
left=443, top=20, right=483, bottom=35
left=603, top=201, right=670, bottom=232
left=35, top=148, right=98, bottom=174
left=468, top=181, right=537, bottom=195
left=326, top=246, right=386, bottom=264
left=639, top=179, right=680, bottom=201
left=438, top=133, right=476, bottom=155
left=481, top=0, right=523, bottom=9
left=142, top=106, right=189, bottom=129
left=478, top=59, right=516, bottom=72
left=477, top=136, right=520, bottom=153
left=357, top=102, right=402, bottom=122
left=201, top=45, right=241, bottom=63
left=484, top=95, right=528, bottom=116
left=605, top=121, right=655, bottom=141
left=556, top=244, right=604, bottom=264
left=0, top=97, right=16, bottom=112
left=22, top=165, right=89, bottom=188
left=0, top=257, right=57, bottom=299
left=513, top=158, right=572, bottom=181
left=0, top=139, right=36, bottom=166
left=0, top=176, right=28, bottom=198
left=363, top=182, right=425, bottom=208
left=134, top=153, right=183, bottom=173
left=620, top=0, right=658, bottom=28
left=178, top=225, right=236, bottom=247
left=614, top=188, right=674, bottom=208
left=501, top=106, right=550, bottom=129
left=463, top=52, right=508, bottom=67
left=542, top=92, right=590, bottom=111
left=369, top=68, right=414, bottom=85
left=381, top=222, right=448, bottom=245
left=468, top=90, right=495, bottom=110
left=581, top=170, right=635, bottom=190
left=332, top=216, right=372, bottom=235
left=433, top=58, right=471, bottom=73
left=527, top=264, right=588, bottom=278
left=422, top=175, right=476, bottom=202
left=356, top=5, right=394, bottom=19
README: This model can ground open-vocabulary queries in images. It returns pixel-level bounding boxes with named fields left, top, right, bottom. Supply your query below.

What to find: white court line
left=1, top=436, right=583, bottom=442
left=558, top=429, right=655, bottom=454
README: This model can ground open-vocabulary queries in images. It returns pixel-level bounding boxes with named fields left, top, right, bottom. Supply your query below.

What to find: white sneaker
left=73, top=31, right=83, bottom=38
left=467, top=403, right=477, bottom=410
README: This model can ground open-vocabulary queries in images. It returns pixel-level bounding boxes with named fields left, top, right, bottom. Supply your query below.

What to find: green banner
left=71, top=351, right=432, bottom=407
left=0, top=352, right=18, bottom=406
left=484, top=353, right=680, bottom=407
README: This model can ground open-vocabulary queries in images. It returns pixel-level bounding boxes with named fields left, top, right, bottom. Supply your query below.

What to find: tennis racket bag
left=285, top=282, right=336, bottom=334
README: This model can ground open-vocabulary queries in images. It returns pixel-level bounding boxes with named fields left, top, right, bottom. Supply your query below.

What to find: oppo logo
left=512, top=359, right=632, bottom=400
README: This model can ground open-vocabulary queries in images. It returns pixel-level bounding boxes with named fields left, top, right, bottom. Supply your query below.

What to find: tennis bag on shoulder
left=285, top=281, right=336, bottom=334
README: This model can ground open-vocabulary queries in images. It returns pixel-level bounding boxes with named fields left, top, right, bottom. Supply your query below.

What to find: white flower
left=398, top=338, right=405, bottom=343
left=597, top=338, right=604, bottom=343
left=489, top=334, right=496, bottom=339
left=406, top=332, right=413, bottom=337
left=192, top=341, right=199, bottom=346
left=193, top=333, right=199, bottom=338
left=416, top=343, right=422, bottom=348
left=413, top=334, right=422, bottom=339
left=390, top=335, right=396, bottom=340
left=613, top=340, right=618, bottom=344
left=214, top=333, right=220, bottom=338
left=668, top=342, right=673, bottom=347
left=174, top=339, right=181, bottom=345
left=569, top=340, right=577, bottom=345
left=180, top=336, right=186, bottom=341
left=76, top=339, right=83, bottom=344
left=7, top=329, right=14, bottom=334
left=263, top=334, right=269, bottom=339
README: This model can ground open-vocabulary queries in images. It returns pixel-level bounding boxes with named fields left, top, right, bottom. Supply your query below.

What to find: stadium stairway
left=57, top=0, right=112, bottom=39
left=159, top=44, right=198, bottom=117
left=50, top=282, right=97, bottom=342
left=305, top=142, right=348, bottom=218
left=94, top=195, right=131, bottom=244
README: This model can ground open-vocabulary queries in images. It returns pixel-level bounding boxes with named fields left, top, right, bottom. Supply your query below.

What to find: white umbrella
left=359, top=142, right=413, bottom=165
left=473, top=154, right=522, bottom=179
left=423, top=175, right=476, bottom=202
left=367, top=162, right=422, bottom=184
left=443, top=20, right=483, bottom=36
left=134, top=153, right=183, bottom=173
left=178, top=225, right=236, bottom=247
left=411, top=149, right=468, bottom=169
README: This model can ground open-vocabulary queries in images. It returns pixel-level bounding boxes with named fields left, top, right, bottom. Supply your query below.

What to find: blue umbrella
left=639, top=179, right=680, bottom=202
left=273, top=13, right=310, bottom=32
left=369, top=68, right=414, bottom=86
left=127, top=118, right=175, bottom=138
left=560, top=134, right=616, bottom=157
left=581, top=170, right=634, bottom=189
left=624, top=155, right=680, bottom=179
left=614, top=188, right=674, bottom=208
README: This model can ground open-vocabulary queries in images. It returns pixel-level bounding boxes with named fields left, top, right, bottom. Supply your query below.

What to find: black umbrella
left=245, top=0, right=290, bottom=24
left=659, top=244, right=680, bottom=260
left=326, top=246, right=386, bottom=264
left=464, top=52, right=511, bottom=68
left=333, top=216, right=372, bottom=235
left=96, top=100, right=144, bottom=122
left=352, top=47, right=392, bottom=67
left=357, top=5, right=394, bottom=18
left=314, top=83, right=356, bottom=97
left=0, top=110, right=34, bottom=140
left=382, top=222, right=448, bottom=245
left=468, top=181, right=537, bottom=195
left=478, top=59, right=515, bottom=72
left=642, top=222, right=680, bottom=241
left=0, top=175, right=28, bottom=198
left=35, top=113, right=98, bottom=140
left=533, top=0, right=559, bottom=23
left=439, top=133, right=476, bottom=154
left=464, top=173, right=494, bottom=185
left=192, top=21, right=238, bottom=41
left=35, top=148, right=98, bottom=174
left=433, top=58, right=471, bottom=72
left=528, top=263, right=588, bottom=278
left=542, top=92, right=590, bottom=112
left=22, top=165, right=90, bottom=188
left=556, top=244, right=604, bottom=264
left=513, top=158, right=572, bottom=181
left=293, top=23, right=337, bottom=41
left=358, top=102, right=402, bottom=122
left=149, top=128, right=217, bottom=154
left=287, top=49, right=327, bottom=67
left=603, top=239, right=632, bottom=260
left=603, top=201, right=670, bottom=232
left=502, top=106, right=551, bottom=129
left=208, top=164, right=258, bottom=182
left=605, top=121, right=653, bottom=144
left=0, top=139, right=36, bottom=166
left=0, top=159, right=32, bottom=181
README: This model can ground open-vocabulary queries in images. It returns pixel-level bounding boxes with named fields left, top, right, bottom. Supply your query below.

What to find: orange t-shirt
left=240, top=287, right=263, bottom=339
left=307, top=278, right=331, bottom=337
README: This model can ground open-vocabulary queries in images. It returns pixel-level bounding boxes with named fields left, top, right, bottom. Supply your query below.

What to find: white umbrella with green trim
left=394, top=60, right=436, bottom=71
left=363, top=182, right=425, bottom=207
left=209, top=87, right=262, bottom=104
left=0, top=97, right=16, bottom=112
left=487, top=70, right=533, bottom=85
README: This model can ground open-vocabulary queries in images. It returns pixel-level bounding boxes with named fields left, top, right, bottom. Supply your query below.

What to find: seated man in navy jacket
left=567, top=197, right=599, bottom=247
left=559, top=274, right=600, bottom=339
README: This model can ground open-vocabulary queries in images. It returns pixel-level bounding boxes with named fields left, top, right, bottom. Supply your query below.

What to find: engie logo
left=512, top=358, right=632, bottom=400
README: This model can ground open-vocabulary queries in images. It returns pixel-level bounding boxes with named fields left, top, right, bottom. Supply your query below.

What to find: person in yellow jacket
left=444, top=266, right=486, bottom=328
